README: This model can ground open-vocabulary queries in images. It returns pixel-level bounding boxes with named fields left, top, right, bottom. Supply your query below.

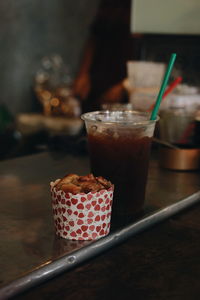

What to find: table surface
left=0, top=150, right=200, bottom=299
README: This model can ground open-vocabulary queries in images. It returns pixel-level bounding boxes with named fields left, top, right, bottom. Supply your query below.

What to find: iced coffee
left=82, top=111, right=158, bottom=218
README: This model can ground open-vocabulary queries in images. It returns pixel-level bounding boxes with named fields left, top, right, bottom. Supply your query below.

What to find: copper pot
left=159, top=147, right=200, bottom=171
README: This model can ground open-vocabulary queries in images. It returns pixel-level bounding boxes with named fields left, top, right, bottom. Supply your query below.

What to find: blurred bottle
left=34, top=55, right=81, bottom=118
left=159, top=93, right=199, bottom=146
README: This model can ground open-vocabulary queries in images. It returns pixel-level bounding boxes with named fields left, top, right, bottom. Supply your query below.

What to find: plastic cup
left=81, top=111, right=158, bottom=218
left=101, top=103, right=134, bottom=111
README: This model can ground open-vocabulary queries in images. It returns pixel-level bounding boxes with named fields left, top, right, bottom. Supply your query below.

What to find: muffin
left=50, top=173, right=114, bottom=240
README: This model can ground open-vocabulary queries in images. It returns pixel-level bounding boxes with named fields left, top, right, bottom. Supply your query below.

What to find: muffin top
left=54, top=173, right=113, bottom=194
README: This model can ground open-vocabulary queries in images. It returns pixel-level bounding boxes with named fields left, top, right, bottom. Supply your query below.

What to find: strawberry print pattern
left=51, top=184, right=114, bottom=240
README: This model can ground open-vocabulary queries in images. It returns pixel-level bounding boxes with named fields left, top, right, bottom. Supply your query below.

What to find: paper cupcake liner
left=50, top=182, right=114, bottom=240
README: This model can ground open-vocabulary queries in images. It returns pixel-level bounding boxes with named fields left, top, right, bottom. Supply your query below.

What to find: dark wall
left=0, top=0, right=100, bottom=115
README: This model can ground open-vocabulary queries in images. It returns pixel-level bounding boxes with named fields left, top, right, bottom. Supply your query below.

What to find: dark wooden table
left=0, top=151, right=200, bottom=299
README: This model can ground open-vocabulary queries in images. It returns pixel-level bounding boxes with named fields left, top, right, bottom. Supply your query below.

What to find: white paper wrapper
left=50, top=181, right=114, bottom=240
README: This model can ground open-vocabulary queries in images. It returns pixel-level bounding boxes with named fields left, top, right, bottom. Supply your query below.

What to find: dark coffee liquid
left=88, top=131, right=152, bottom=217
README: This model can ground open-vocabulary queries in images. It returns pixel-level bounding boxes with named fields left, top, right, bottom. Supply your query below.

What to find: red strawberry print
left=88, top=211, right=94, bottom=218
left=107, top=213, right=111, bottom=218
left=95, top=215, right=100, bottom=222
left=101, top=215, right=106, bottom=221
left=69, top=221, right=74, bottom=226
left=94, top=204, right=101, bottom=211
left=62, top=215, right=67, bottom=222
left=77, top=203, right=84, bottom=210
left=81, top=225, right=88, bottom=232
left=92, top=200, right=97, bottom=206
left=70, top=231, right=77, bottom=237
left=62, top=208, right=66, bottom=214
left=67, top=209, right=72, bottom=215
left=87, top=194, right=93, bottom=200
left=96, top=226, right=101, bottom=232
left=86, top=204, right=91, bottom=210
left=82, top=232, right=89, bottom=238
left=89, top=225, right=95, bottom=231
left=106, top=205, right=110, bottom=210
left=87, top=218, right=93, bottom=224
left=77, top=219, right=84, bottom=225
left=101, top=206, right=106, bottom=212
left=71, top=198, right=78, bottom=205
left=100, top=229, right=105, bottom=235
left=81, top=197, right=86, bottom=202
left=92, top=232, right=98, bottom=239
left=98, top=198, right=103, bottom=204
left=94, top=204, right=100, bottom=211
left=78, top=213, right=85, bottom=218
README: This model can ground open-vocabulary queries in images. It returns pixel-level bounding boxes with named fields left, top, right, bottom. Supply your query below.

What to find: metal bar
left=1, top=190, right=200, bottom=299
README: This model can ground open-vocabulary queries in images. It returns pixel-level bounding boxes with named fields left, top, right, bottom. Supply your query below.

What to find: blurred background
left=0, top=0, right=200, bottom=160
left=0, top=0, right=99, bottom=114
left=0, top=0, right=100, bottom=159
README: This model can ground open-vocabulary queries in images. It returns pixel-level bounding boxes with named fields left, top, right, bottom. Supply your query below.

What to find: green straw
left=150, top=53, right=177, bottom=120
